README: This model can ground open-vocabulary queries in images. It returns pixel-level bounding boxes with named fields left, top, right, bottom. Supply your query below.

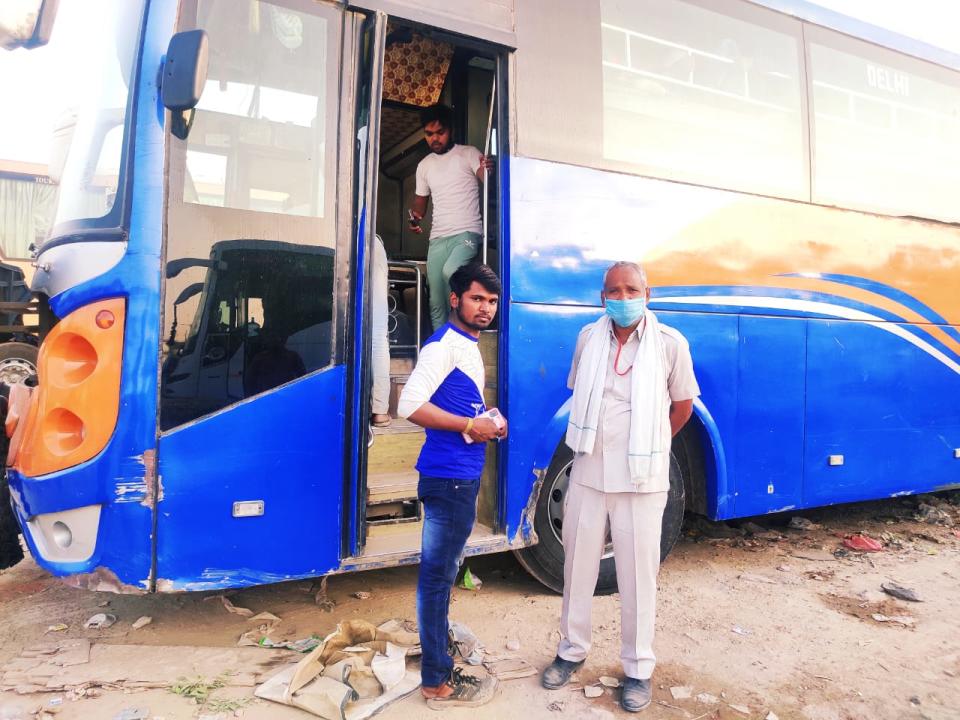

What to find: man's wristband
left=464, top=417, right=474, bottom=434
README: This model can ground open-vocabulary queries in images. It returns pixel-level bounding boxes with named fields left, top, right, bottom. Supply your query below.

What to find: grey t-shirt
left=415, top=144, right=483, bottom=240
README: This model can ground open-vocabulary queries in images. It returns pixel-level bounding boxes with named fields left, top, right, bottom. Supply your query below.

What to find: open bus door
left=154, top=1, right=384, bottom=590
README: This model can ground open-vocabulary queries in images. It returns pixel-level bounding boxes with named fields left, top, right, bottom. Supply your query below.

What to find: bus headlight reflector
left=41, top=408, right=85, bottom=455
left=13, top=298, right=125, bottom=477
left=46, top=332, right=98, bottom=386
left=52, top=521, right=73, bottom=548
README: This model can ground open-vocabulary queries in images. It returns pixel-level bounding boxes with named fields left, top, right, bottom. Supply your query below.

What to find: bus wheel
left=0, top=342, right=38, bottom=385
left=514, top=443, right=686, bottom=596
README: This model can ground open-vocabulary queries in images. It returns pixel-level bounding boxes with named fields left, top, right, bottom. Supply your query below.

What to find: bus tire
left=0, top=472, right=24, bottom=570
left=0, top=342, right=38, bottom=386
left=514, top=442, right=686, bottom=596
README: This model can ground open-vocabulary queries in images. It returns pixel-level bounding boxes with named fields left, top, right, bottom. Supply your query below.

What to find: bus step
left=367, top=423, right=424, bottom=477
left=367, top=470, right=419, bottom=503
left=366, top=498, right=421, bottom=526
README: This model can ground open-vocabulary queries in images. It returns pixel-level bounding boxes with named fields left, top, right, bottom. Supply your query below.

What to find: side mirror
left=165, top=257, right=226, bottom=279
left=0, top=0, right=59, bottom=51
left=161, top=29, right=208, bottom=139
left=174, top=282, right=205, bottom=306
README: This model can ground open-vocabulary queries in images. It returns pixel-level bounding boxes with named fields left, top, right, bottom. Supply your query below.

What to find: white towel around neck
left=565, top=311, right=670, bottom=486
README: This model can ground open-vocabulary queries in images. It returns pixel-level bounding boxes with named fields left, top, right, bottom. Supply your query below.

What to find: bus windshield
left=47, top=0, right=144, bottom=236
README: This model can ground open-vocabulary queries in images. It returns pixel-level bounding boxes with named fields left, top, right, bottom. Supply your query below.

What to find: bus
left=2, top=0, right=959, bottom=594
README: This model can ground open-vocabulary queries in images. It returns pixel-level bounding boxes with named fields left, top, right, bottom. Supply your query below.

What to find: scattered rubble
left=881, top=582, right=922, bottom=603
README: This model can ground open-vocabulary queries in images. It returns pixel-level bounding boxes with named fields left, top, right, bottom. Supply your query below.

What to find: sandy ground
left=1, top=492, right=958, bottom=720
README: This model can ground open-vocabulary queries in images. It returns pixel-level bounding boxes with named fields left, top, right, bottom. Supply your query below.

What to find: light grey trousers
left=557, top=482, right=668, bottom=680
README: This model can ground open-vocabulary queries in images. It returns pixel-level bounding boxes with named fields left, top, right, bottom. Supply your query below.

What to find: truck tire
left=514, top=442, right=686, bottom=595
left=0, top=435, right=24, bottom=569
left=0, top=342, right=38, bottom=386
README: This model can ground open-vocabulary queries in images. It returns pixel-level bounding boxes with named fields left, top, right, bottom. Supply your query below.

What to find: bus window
left=809, top=30, right=960, bottom=223
left=599, top=0, right=806, bottom=199
left=161, top=0, right=341, bottom=431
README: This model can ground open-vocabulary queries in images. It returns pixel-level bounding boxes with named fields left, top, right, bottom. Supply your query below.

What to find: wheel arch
left=522, top=395, right=730, bottom=523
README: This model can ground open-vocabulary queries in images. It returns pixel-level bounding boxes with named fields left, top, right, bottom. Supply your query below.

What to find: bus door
left=154, top=0, right=377, bottom=590
left=354, top=11, right=508, bottom=560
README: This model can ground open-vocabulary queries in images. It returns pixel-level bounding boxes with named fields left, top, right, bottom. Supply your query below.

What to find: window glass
left=161, top=0, right=340, bottom=431
left=184, top=2, right=329, bottom=217
left=810, top=36, right=960, bottom=222
left=599, top=0, right=805, bottom=198
left=47, top=0, right=144, bottom=231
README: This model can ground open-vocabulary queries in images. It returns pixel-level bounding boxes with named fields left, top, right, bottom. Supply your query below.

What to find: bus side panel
left=155, top=367, right=346, bottom=591
left=503, top=302, right=592, bottom=541
left=804, top=320, right=960, bottom=505
left=503, top=302, right=743, bottom=538
left=651, top=311, right=740, bottom=518
left=732, top=315, right=806, bottom=516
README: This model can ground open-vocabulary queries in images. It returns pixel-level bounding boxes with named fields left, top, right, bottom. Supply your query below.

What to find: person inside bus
left=541, top=261, right=699, bottom=713
left=396, top=262, right=505, bottom=709
left=408, top=104, right=493, bottom=332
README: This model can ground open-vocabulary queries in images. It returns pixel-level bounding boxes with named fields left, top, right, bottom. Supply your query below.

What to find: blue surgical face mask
left=604, top=297, right=646, bottom=328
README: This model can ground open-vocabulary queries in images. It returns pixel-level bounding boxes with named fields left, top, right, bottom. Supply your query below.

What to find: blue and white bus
left=3, top=0, right=959, bottom=593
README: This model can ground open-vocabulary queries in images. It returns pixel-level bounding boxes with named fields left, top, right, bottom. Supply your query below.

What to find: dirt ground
left=1, top=492, right=959, bottom=720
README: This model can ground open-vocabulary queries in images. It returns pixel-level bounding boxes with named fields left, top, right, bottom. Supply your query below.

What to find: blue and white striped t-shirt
left=396, top=323, right=486, bottom=480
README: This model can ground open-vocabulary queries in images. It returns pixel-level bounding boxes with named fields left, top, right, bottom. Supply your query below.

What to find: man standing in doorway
left=409, top=104, right=493, bottom=331
left=397, top=262, right=505, bottom=708
left=541, top=261, right=700, bottom=713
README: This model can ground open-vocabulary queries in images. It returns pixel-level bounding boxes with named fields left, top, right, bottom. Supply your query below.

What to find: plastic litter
left=84, top=613, right=117, bottom=630
left=584, top=685, right=603, bottom=698
left=459, top=567, right=482, bottom=591
left=449, top=622, right=484, bottom=665
left=131, top=617, right=152, bottom=630
left=598, top=676, right=620, bottom=688
left=843, top=535, right=883, bottom=552
left=44, top=624, right=68, bottom=634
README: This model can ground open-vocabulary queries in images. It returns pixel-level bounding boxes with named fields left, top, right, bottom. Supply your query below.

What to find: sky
left=0, top=0, right=959, bottom=167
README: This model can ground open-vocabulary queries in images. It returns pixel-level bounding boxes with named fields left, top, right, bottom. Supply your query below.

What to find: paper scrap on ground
left=482, top=657, right=536, bottom=680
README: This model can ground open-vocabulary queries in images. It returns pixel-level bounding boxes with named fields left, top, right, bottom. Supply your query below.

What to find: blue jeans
left=417, top=474, right=481, bottom=687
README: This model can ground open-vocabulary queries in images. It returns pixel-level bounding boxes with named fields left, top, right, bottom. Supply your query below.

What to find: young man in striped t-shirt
left=397, top=262, right=505, bottom=708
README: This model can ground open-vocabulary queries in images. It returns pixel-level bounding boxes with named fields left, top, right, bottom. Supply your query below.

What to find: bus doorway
left=354, top=21, right=507, bottom=563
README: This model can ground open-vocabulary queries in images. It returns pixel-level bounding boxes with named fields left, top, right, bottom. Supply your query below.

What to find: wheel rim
left=0, top=357, right=36, bottom=385
left=545, top=458, right=614, bottom=559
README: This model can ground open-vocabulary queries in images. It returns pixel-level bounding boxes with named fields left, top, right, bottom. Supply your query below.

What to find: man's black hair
left=420, top=103, right=454, bottom=131
left=449, top=262, right=501, bottom=298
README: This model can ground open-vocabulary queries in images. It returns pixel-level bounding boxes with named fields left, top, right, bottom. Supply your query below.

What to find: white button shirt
left=567, top=320, right=700, bottom=494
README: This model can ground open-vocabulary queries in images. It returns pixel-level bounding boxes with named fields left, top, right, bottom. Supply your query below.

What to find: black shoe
left=620, top=677, right=652, bottom=713
left=540, top=655, right=584, bottom=690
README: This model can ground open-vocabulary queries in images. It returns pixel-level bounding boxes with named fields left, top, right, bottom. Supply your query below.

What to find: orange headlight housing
left=12, top=298, right=125, bottom=477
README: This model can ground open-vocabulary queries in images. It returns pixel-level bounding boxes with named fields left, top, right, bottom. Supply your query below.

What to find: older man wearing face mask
left=541, top=261, right=700, bottom=713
